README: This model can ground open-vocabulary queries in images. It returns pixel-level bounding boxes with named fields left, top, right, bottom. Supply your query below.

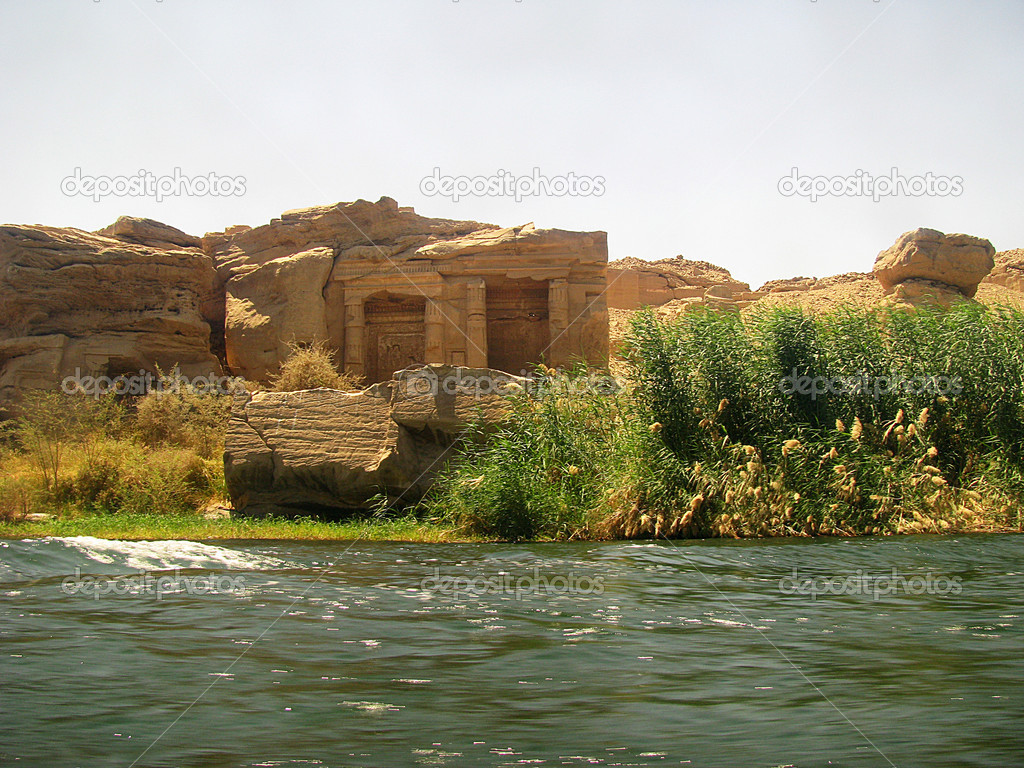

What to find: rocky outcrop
left=0, top=224, right=221, bottom=404
left=873, top=228, right=996, bottom=298
left=0, top=198, right=609, bottom=401
left=6, top=202, right=1016, bottom=414
left=204, top=197, right=483, bottom=283
left=607, top=256, right=762, bottom=311
left=224, top=364, right=524, bottom=515
left=887, top=279, right=973, bottom=308
left=205, top=197, right=609, bottom=383
left=223, top=247, right=335, bottom=382
left=758, top=272, right=874, bottom=294
left=984, top=249, right=1024, bottom=293
left=96, top=216, right=202, bottom=250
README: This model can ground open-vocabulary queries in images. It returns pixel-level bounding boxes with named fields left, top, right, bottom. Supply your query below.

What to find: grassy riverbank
left=0, top=386, right=228, bottom=525
left=0, top=511, right=462, bottom=542
left=432, top=303, right=1024, bottom=540
left=0, top=380, right=460, bottom=542
left=3, top=303, right=1023, bottom=542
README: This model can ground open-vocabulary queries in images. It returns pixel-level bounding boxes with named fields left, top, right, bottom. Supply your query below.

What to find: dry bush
left=0, top=474, right=33, bottom=522
left=134, top=386, right=231, bottom=460
left=272, top=340, right=363, bottom=392
left=69, top=441, right=224, bottom=515
left=14, top=390, right=123, bottom=491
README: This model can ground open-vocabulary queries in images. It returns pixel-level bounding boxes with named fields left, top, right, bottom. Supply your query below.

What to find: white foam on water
left=44, top=536, right=284, bottom=572
left=339, top=700, right=403, bottom=714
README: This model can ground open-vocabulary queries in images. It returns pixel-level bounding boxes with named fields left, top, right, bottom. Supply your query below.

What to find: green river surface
left=0, top=534, right=1021, bottom=767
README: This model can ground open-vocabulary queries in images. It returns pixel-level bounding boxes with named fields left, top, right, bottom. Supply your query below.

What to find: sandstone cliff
left=205, top=197, right=609, bottom=383
left=4, top=204, right=1021, bottom=411
left=0, top=199, right=610, bottom=401
left=0, top=221, right=221, bottom=404
left=606, top=233, right=1024, bottom=351
left=753, top=233, right=1020, bottom=314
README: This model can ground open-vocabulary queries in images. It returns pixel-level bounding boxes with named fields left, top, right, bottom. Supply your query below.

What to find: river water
left=0, top=534, right=1021, bottom=767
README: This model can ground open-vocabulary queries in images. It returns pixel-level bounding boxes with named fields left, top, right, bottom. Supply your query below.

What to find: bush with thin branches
left=272, top=340, right=364, bottom=392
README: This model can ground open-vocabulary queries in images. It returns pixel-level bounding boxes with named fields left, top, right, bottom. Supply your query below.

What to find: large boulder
left=0, top=224, right=221, bottom=404
left=224, top=364, right=526, bottom=516
left=873, top=228, right=995, bottom=298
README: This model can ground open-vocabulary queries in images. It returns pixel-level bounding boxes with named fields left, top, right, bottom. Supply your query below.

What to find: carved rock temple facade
left=0, top=197, right=611, bottom=405
left=207, top=197, right=610, bottom=383
left=331, top=250, right=603, bottom=382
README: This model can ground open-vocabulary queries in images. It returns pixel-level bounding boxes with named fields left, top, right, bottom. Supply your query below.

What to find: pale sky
left=2, top=0, right=1021, bottom=289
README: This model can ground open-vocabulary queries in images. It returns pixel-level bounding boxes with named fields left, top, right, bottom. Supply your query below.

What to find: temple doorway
left=364, top=294, right=426, bottom=383
left=486, top=279, right=550, bottom=374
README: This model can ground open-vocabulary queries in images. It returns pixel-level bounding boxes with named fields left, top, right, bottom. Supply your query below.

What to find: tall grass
left=3, top=384, right=231, bottom=520
left=431, top=304, right=1024, bottom=540
left=427, top=367, right=624, bottom=540
left=135, top=383, right=231, bottom=460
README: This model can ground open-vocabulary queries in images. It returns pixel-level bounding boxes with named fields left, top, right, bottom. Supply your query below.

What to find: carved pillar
left=343, top=297, right=365, bottom=377
left=424, top=299, right=445, bottom=364
left=548, top=278, right=570, bottom=366
left=466, top=278, right=488, bottom=368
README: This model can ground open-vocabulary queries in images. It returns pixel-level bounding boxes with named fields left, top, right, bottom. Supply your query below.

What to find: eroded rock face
left=0, top=224, right=221, bottom=403
left=758, top=272, right=874, bottom=294
left=873, top=229, right=995, bottom=298
left=889, top=278, right=971, bottom=309
left=606, top=256, right=763, bottom=311
left=205, top=197, right=610, bottom=384
left=984, top=249, right=1024, bottom=293
left=95, top=216, right=202, bottom=250
left=604, top=258, right=762, bottom=353
left=224, top=364, right=525, bottom=515
left=224, top=247, right=335, bottom=382
left=0, top=199, right=610, bottom=404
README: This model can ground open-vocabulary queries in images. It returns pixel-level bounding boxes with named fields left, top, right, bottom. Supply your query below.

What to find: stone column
left=424, top=299, right=445, bottom=364
left=548, top=278, right=569, bottom=366
left=343, top=296, right=365, bottom=377
left=466, top=278, right=488, bottom=368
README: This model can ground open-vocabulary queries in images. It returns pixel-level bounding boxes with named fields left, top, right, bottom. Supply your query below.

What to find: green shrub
left=14, top=390, right=125, bottom=490
left=429, top=304, right=1024, bottom=540
left=0, top=475, right=33, bottom=522
left=134, top=384, right=231, bottom=459
left=4, top=379, right=226, bottom=518
left=428, top=367, right=622, bottom=540
left=68, top=440, right=222, bottom=515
